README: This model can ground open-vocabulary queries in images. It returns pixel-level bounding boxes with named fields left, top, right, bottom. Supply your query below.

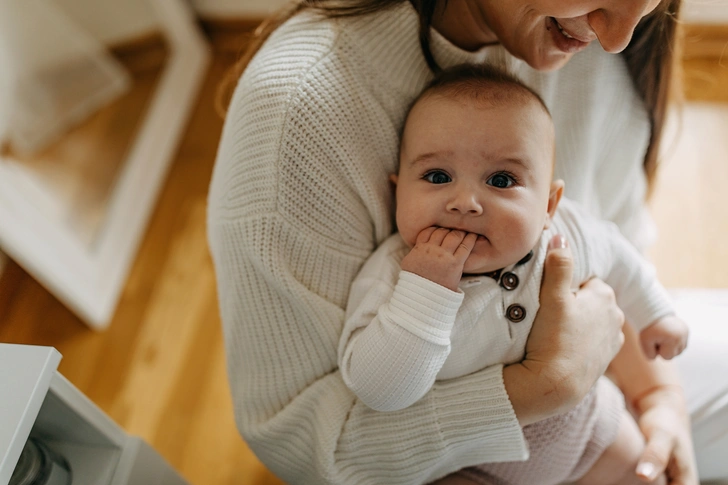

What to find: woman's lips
left=548, top=17, right=591, bottom=53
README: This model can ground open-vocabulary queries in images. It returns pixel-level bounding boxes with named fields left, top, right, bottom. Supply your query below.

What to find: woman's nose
left=446, top=191, right=483, bottom=215
left=587, top=1, right=652, bottom=53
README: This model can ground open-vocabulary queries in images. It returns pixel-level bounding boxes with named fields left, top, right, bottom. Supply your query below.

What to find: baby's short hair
left=416, top=63, right=551, bottom=117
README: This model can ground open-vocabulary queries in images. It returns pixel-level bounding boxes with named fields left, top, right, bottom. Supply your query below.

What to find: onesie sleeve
left=339, top=261, right=464, bottom=411
left=602, top=224, right=675, bottom=331
left=558, top=199, right=674, bottom=331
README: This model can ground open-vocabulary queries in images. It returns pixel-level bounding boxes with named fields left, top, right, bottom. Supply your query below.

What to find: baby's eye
left=487, top=173, right=515, bottom=188
left=424, top=171, right=452, bottom=184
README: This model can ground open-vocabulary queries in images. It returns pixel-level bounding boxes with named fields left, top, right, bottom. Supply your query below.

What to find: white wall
left=190, top=0, right=286, bottom=18
left=54, top=0, right=159, bottom=45
left=190, top=0, right=728, bottom=23
left=682, top=0, right=728, bottom=24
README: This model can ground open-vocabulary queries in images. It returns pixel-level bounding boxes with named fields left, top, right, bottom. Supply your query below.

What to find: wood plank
left=198, top=17, right=263, bottom=54
left=682, top=23, right=728, bottom=60
left=682, top=56, right=728, bottom=103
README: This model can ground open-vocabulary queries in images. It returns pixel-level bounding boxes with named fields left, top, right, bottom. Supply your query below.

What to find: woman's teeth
left=555, top=20, right=575, bottom=39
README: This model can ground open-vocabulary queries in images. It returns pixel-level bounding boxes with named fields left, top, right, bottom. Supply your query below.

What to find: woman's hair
left=218, top=0, right=682, bottom=195
left=417, top=63, right=551, bottom=117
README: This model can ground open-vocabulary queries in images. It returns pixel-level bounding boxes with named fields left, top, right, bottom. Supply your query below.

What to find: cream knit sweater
left=207, top=3, right=653, bottom=484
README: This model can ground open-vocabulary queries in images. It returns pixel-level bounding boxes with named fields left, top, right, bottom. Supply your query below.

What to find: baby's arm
left=558, top=199, right=686, bottom=360
left=338, top=229, right=476, bottom=412
left=602, top=236, right=688, bottom=360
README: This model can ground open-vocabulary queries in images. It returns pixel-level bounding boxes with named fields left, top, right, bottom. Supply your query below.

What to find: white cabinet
left=0, top=344, right=188, bottom=485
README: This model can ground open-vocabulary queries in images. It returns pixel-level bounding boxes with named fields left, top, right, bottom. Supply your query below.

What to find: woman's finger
left=636, top=428, right=673, bottom=482
left=540, top=234, right=574, bottom=301
left=665, top=449, right=699, bottom=485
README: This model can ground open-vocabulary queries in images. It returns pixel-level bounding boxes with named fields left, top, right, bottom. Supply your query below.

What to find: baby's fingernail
left=636, top=462, right=657, bottom=480
left=548, top=235, right=567, bottom=250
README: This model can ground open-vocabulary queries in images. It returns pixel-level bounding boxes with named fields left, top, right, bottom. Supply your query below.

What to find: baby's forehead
left=400, top=93, right=555, bottom=171
left=406, top=92, right=555, bottom=144
left=421, top=75, right=549, bottom=111
left=417, top=88, right=550, bottom=120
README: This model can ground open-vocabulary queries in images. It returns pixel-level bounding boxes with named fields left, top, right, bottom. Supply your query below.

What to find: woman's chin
left=525, top=50, right=573, bottom=72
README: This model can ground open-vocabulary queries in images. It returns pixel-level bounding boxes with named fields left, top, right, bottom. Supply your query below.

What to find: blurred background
left=0, top=1, right=726, bottom=484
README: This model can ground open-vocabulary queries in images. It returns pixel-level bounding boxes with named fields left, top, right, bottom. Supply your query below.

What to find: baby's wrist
left=630, top=384, right=685, bottom=415
left=399, top=270, right=461, bottom=294
left=647, top=312, right=676, bottom=327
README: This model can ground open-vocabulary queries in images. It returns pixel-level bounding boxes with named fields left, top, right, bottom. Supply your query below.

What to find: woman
left=207, top=1, right=722, bottom=483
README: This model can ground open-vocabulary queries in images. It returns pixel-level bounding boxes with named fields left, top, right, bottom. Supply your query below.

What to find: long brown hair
left=217, top=0, right=682, bottom=195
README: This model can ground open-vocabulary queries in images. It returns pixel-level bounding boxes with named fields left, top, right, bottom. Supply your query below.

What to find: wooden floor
left=0, top=49, right=284, bottom=485
left=1, top=38, right=727, bottom=485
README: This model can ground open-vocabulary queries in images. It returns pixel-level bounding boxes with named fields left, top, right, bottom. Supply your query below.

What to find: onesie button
left=506, top=304, right=526, bottom=323
left=500, top=272, right=519, bottom=291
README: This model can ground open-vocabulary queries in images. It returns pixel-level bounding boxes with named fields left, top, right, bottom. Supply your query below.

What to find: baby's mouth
left=440, top=226, right=488, bottom=243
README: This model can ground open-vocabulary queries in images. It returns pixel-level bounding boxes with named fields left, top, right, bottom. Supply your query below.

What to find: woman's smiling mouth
left=547, top=17, right=593, bottom=54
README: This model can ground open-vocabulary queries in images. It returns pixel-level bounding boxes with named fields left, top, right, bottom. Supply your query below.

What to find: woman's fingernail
left=548, top=234, right=567, bottom=250
left=636, top=462, right=657, bottom=479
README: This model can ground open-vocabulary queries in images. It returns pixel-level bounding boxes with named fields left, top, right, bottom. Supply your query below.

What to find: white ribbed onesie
left=339, top=198, right=673, bottom=411
left=338, top=199, right=674, bottom=484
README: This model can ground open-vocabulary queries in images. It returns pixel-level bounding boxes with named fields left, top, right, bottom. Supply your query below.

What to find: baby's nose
left=446, top=192, right=483, bottom=215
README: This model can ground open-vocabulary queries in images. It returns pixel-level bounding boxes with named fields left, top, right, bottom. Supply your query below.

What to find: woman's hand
left=504, top=234, right=626, bottom=426
left=633, top=386, right=698, bottom=485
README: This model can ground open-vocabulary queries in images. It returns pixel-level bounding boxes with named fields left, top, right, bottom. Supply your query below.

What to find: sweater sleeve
left=209, top=215, right=528, bottom=484
left=207, top=24, right=528, bottom=483
left=339, top=268, right=464, bottom=412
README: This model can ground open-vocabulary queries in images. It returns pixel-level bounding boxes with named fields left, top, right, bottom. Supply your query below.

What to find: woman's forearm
left=606, top=323, right=683, bottom=407
left=607, top=324, right=696, bottom=484
left=503, top=360, right=581, bottom=426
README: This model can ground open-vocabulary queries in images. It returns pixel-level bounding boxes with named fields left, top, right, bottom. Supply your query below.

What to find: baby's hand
left=400, top=227, right=477, bottom=291
left=639, top=314, right=689, bottom=360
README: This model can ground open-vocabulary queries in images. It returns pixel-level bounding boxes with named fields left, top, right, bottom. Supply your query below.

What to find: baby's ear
left=389, top=173, right=399, bottom=186
left=544, top=179, right=564, bottom=229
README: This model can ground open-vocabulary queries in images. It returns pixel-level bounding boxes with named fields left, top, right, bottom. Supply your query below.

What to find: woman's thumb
left=540, top=235, right=573, bottom=298
left=636, top=430, right=672, bottom=481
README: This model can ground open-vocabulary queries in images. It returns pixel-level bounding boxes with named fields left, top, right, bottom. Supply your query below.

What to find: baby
left=338, top=64, right=689, bottom=485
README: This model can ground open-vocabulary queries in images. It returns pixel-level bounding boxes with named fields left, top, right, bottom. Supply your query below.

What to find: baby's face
left=395, top=94, right=557, bottom=274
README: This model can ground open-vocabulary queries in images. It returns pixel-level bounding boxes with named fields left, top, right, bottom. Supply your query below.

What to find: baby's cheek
left=500, top=222, right=539, bottom=258
left=397, top=223, right=418, bottom=247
